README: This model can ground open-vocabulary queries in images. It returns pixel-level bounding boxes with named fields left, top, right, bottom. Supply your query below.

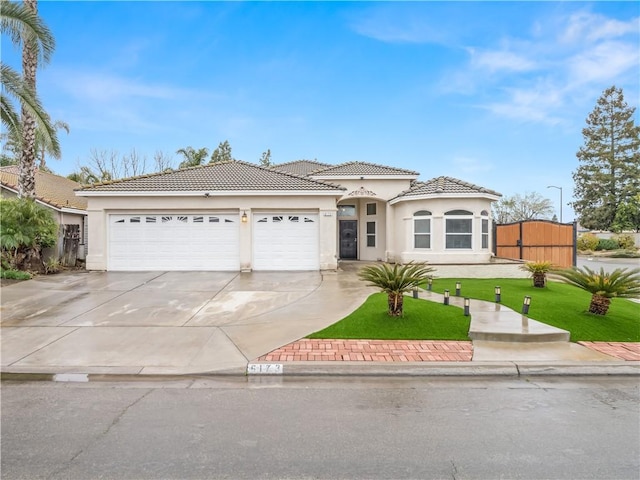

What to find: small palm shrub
left=553, top=266, right=640, bottom=315
left=358, top=262, right=436, bottom=316
left=520, top=261, right=554, bottom=288
left=596, top=238, right=619, bottom=251
left=577, top=233, right=599, bottom=252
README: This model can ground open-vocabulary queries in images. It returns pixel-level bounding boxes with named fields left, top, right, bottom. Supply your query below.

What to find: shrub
left=520, top=261, right=553, bottom=288
left=577, top=233, right=599, bottom=251
left=0, top=197, right=58, bottom=271
left=595, top=238, right=619, bottom=251
left=613, top=234, right=636, bottom=250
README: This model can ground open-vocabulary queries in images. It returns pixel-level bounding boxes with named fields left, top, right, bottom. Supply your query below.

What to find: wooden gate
left=493, top=220, right=576, bottom=268
left=61, top=224, right=80, bottom=267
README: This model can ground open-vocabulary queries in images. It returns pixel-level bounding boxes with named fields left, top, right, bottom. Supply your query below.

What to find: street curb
left=246, top=361, right=640, bottom=377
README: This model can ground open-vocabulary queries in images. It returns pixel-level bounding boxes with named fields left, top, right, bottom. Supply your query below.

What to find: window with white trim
left=366, top=203, right=376, bottom=215
left=366, top=221, right=376, bottom=247
left=481, top=212, right=489, bottom=249
left=413, top=210, right=431, bottom=249
left=445, top=210, right=472, bottom=249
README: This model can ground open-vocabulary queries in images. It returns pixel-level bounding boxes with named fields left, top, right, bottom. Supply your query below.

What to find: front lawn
left=308, top=279, right=638, bottom=342
left=308, top=293, right=471, bottom=340
left=430, top=278, right=639, bottom=342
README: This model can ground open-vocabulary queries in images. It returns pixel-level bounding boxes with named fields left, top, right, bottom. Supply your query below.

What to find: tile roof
left=271, top=160, right=332, bottom=176
left=311, top=161, right=419, bottom=176
left=393, top=176, right=501, bottom=199
left=78, top=160, right=346, bottom=192
left=0, top=165, right=87, bottom=211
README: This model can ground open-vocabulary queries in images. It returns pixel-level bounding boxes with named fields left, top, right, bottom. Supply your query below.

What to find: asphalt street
left=2, top=376, right=638, bottom=480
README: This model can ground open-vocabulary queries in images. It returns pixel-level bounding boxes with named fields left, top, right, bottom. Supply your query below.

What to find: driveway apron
left=0, top=270, right=373, bottom=375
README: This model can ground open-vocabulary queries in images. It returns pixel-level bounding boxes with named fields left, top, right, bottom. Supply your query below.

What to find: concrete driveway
left=1, top=269, right=372, bottom=375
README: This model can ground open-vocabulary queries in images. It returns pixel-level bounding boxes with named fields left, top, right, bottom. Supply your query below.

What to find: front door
left=339, top=220, right=357, bottom=259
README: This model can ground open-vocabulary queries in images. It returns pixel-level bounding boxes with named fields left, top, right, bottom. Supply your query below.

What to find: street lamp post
left=547, top=185, right=563, bottom=223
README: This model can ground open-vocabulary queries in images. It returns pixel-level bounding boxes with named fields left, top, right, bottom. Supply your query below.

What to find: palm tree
left=1, top=0, right=58, bottom=198
left=553, top=266, right=640, bottom=315
left=520, top=261, right=554, bottom=288
left=176, top=147, right=209, bottom=169
left=358, top=262, right=436, bottom=316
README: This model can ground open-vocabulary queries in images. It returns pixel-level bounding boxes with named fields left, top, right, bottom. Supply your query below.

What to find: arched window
left=413, top=211, right=432, bottom=249
left=444, top=210, right=472, bottom=249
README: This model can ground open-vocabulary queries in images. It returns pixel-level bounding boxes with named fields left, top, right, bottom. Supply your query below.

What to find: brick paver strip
left=258, top=340, right=473, bottom=362
left=578, top=342, right=640, bottom=361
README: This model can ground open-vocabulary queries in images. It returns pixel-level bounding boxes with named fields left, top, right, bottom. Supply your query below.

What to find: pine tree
left=572, top=86, right=640, bottom=230
left=210, top=140, right=233, bottom=163
left=259, top=149, right=271, bottom=167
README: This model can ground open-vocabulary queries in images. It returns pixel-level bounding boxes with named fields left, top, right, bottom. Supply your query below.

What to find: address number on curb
left=247, top=363, right=283, bottom=375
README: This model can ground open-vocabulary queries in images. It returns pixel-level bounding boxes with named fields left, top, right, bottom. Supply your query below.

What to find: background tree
left=153, top=150, right=175, bottom=172
left=210, top=140, right=233, bottom=163
left=611, top=193, right=640, bottom=232
left=67, top=148, right=150, bottom=183
left=36, top=119, right=68, bottom=170
left=259, top=149, right=272, bottom=167
left=492, top=192, right=554, bottom=224
left=176, top=146, right=208, bottom=169
left=1, top=0, right=58, bottom=189
left=572, top=86, right=640, bottom=230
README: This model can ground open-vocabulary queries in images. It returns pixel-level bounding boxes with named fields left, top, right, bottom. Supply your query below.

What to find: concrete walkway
left=1, top=266, right=638, bottom=377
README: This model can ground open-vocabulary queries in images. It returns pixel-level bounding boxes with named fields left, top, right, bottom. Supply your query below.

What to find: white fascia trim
left=311, top=175, right=418, bottom=181
left=389, top=192, right=501, bottom=205
left=75, top=189, right=345, bottom=197
left=60, top=207, right=87, bottom=215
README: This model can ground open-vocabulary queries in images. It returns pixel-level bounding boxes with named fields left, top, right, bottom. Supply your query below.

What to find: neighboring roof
left=271, top=160, right=331, bottom=176
left=77, top=160, right=346, bottom=193
left=311, top=161, right=419, bottom=177
left=0, top=165, right=87, bottom=211
left=392, top=176, right=502, bottom=200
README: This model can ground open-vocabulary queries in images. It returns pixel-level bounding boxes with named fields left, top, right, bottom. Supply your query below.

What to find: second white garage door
left=253, top=213, right=319, bottom=270
left=109, top=213, right=240, bottom=271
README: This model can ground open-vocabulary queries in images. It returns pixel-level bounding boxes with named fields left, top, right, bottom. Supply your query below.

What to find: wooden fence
left=493, top=220, right=577, bottom=268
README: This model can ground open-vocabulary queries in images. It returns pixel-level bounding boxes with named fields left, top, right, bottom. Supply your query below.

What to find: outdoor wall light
left=413, top=286, right=419, bottom=299
left=522, top=296, right=531, bottom=314
left=464, top=298, right=470, bottom=316
left=455, top=282, right=461, bottom=296
left=495, top=286, right=501, bottom=303
left=444, top=290, right=450, bottom=305
left=241, top=211, right=248, bottom=223
left=427, top=277, right=433, bottom=291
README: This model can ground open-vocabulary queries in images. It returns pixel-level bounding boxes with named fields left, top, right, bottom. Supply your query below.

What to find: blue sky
left=2, top=1, right=639, bottom=220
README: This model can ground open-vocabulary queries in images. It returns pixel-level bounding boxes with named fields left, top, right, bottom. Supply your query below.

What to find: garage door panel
left=253, top=214, right=319, bottom=271
left=109, top=214, right=239, bottom=271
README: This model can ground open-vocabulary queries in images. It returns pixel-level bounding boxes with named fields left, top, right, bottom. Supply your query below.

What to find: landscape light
left=464, top=298, right=470, bottom=316
left=522, top=296, right=531, bottom=314
left=455, top=282, right=461, bottom=296
left=495, top=286, right=501, bottom=303
left=444, top=290, right=450, bottom=306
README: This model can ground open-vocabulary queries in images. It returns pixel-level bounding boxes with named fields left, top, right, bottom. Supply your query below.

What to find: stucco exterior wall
left=83, top=194, right=339, bottom=271
left=391, top=196, right=496, bottom=264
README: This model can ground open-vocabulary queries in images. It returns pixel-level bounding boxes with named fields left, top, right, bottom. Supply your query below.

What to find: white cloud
left=468, top=48, right=537, bottom=73
left=567, top=41, right=640, bottom=85
left=560, top=12, right=639, bottom=44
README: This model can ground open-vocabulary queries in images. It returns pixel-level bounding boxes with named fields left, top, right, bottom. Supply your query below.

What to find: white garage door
left=109, top=214, right=240, bottom=271
left=253, top=213, right=319, bottom=270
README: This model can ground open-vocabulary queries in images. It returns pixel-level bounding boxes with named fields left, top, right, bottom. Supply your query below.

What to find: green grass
left=0, top=268, right=31, bottom=280
left=308, top=292, right=471, bottom=340
left=429, top=278, right=639, bottom=342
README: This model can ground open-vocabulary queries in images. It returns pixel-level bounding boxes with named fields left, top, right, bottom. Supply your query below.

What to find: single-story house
left=0, top=165, right=88, bottom=261
left=76, top=160, right=501, bottom=271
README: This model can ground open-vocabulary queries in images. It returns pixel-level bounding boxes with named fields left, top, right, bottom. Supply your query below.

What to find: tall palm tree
left=0, top=0, right=58, bottom=198
left=176, top=146, right=209, bottom=169
left=554, top=266, right=640, bottom=315
left=358, top=262, right=436, bottom=317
